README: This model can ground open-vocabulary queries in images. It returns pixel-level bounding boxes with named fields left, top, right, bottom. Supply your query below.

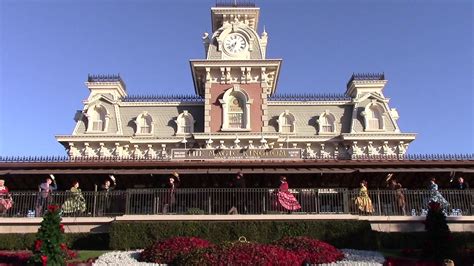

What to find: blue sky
left=0, top=0, right=472, bottom=156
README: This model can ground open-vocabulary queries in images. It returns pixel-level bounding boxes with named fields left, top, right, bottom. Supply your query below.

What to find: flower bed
left=0, top=250, right=31, bottom=265
left=96, top=248, right=386, bottom=265
left=138, top=236, right=347, bottom=265
left=138, top=237, right=211, bottom=264
left=275, top=236, right=344, bottom=264
left=176, top=242, right=303, bottom=265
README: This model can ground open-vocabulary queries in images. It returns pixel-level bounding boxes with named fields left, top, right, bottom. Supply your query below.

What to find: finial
left=262, top=25, right=267, bottom=37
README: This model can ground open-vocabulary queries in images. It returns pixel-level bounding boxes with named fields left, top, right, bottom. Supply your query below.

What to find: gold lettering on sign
left=171, top=149, right=302, bottom=160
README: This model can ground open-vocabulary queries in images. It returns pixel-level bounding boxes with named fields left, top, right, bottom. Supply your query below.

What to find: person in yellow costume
left=355, top=180, right=374, bottom=214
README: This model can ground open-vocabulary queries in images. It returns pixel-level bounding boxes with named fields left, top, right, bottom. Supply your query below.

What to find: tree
left=423, top=201, right=454, bottom=262
left=29, top=205, right=76, bottom=265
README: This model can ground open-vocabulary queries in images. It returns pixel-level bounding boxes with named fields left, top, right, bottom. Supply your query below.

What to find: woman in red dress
left=276, top=176, right=301, bottom=212
left=0, top=179, right=13, bottom=215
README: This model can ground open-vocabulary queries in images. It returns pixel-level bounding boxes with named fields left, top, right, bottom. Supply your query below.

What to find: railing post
left=125, top=190, right=130, bottom=215
left=92, top=185, right=97, bottom=217
left=208, top=194, right=212, bottom=214
left=262, top=193, right=266, bottom=214
left=376, top=189, right=382, bottom=215
left=343, top=189, right=349, bottom=214
left=315, top=189, right=319, bottom=214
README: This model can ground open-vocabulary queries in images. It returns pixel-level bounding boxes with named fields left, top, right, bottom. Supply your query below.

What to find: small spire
left=262, top=25, right=267, bottom=37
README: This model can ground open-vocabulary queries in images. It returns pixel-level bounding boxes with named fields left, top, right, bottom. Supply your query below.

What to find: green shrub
left=374, top=232, right=474, bottom=250
left=0, top=233, right=108, bottom=250
left=108, top=220, right=376, bottom=250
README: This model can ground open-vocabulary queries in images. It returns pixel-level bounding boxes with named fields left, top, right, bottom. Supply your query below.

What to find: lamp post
left=206, top=138, right=213, bottom=149
left=234, top=135, right=241, bottom=149
left=260, top=136, right=268, bottom=149
left=181, top=137, right=188, bottom=149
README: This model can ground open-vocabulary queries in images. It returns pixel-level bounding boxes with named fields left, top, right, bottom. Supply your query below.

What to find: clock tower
left=190, top=2, right=281, bottom=133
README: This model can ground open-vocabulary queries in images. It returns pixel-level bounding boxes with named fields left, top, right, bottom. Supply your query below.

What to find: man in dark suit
left=36, top=175, right=57, bottom=217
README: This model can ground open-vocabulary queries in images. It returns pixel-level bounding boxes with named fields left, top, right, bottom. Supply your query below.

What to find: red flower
left=68, top=250, right=77, bottom=258
left=275, top=237, right=344, bottom=264
left=40, top=255, right=48, bottom=266
left=60, top=243, right=67, bottom=250
left=34, top=240, right=42, bottom=251
left=139, top=237, right=212, bottom=263
left=47, top=205, right=60, bottom=212
left=59, top=224, right=65, bottom=232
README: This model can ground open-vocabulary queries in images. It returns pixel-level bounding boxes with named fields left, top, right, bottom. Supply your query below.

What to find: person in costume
left=428, top=177, right=449, bottom=209
left=275, top=176, right=301, bottom=213
left=62, top=180, right=86, bottom=215
left=0, top=179, right=13, bottom=215
left=453, top=176, right=469, bottom=190
left=98, top=175, right=116, bottom=216
left=163, top=172, right=180, bottom=214
left=386, top=176, right=406, bottom=216
left=35, top=175, right=57, bottom=217
left=228, top=171, right=246, bottom=214
left=355, top=180, right=374, bottom=214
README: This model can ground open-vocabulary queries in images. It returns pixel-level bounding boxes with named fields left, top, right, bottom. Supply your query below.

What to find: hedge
left=375, top=231, right=474, bottom=250
left=0, top=222, right=472, bottom=252
left=108, top=220, right=377, bottom=250
left=0, top=233, right=109, bottom=250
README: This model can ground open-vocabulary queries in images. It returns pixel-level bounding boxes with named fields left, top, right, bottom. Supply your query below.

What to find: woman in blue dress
left=428, top=178, right=449, bottom=209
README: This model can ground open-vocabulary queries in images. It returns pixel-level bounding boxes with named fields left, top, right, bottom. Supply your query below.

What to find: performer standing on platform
left=98, top=175, right=116, bottom=216
left=36, top=175, right=57, bottom=217
left=428, top=177, right=449, bottom=209
left=386, top=175, right=406, bottom=216
left=275, top=176, right=301, bottom=213
left=453, top=176, right=469, bottom=190
left=228, top=171, right=246, bottom=214
left=62, top=180, right=86, bottom=215
left=0, top=179, right=13, bottom=215
left=163, top=172, right=180, bottom=214
left=355, top=180, right=374, bottom=214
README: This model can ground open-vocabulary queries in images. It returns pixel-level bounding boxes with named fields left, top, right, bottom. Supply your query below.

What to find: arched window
left=219, top=85, right=252, bottom=131
left=85, top=104, right=109, bottom=132
left=317, top=111, right=336, bottom=134
left=363, top=102, right=385, bottom=131
left=176, top=111, right=195, bottom=134
left=228, top=96, right=244, bottom=128
left=135, top=112, right=153, bottom=135
left=278, top=111, right=295, bottom=133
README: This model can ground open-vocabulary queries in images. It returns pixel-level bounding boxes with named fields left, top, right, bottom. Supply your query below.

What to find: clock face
left=224, top=34, right=247, bottom=54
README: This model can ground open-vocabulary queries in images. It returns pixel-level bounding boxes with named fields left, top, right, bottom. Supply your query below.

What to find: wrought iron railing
left=0, top=189, right=472, bottom=218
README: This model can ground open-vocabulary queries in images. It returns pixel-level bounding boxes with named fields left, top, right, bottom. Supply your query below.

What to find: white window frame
left=317, top=110, right=337, bottom=135
left=85, top=104, right=110, bottom=133
left=134, top=112, right=154, bottom=136
left=362, top=101, right=386, bottom=131
left=219, top=85, right=253, bottom=131
left=176, top=110, right=195, bottom=135
left=278, top=110, right=296, bottom=134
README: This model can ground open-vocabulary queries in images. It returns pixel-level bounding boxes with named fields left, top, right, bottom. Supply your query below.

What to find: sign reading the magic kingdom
left=171, top=148, right=302, bottom=160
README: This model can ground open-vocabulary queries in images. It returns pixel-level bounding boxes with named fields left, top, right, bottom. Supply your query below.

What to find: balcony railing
left=0, top=189, right=472, bottom=217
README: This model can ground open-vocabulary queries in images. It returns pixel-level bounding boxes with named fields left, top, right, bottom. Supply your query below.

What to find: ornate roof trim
left=87, top=74, right=126, bottom=89
left=268, top=93, right=351, bottom=102
left=123, top=94, right=204, bottom=103
left=347, top=73, right=385, bottom=88
left=215, top=0, right=256, bottom=7
left=1, top=153, right=473, bottom=163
